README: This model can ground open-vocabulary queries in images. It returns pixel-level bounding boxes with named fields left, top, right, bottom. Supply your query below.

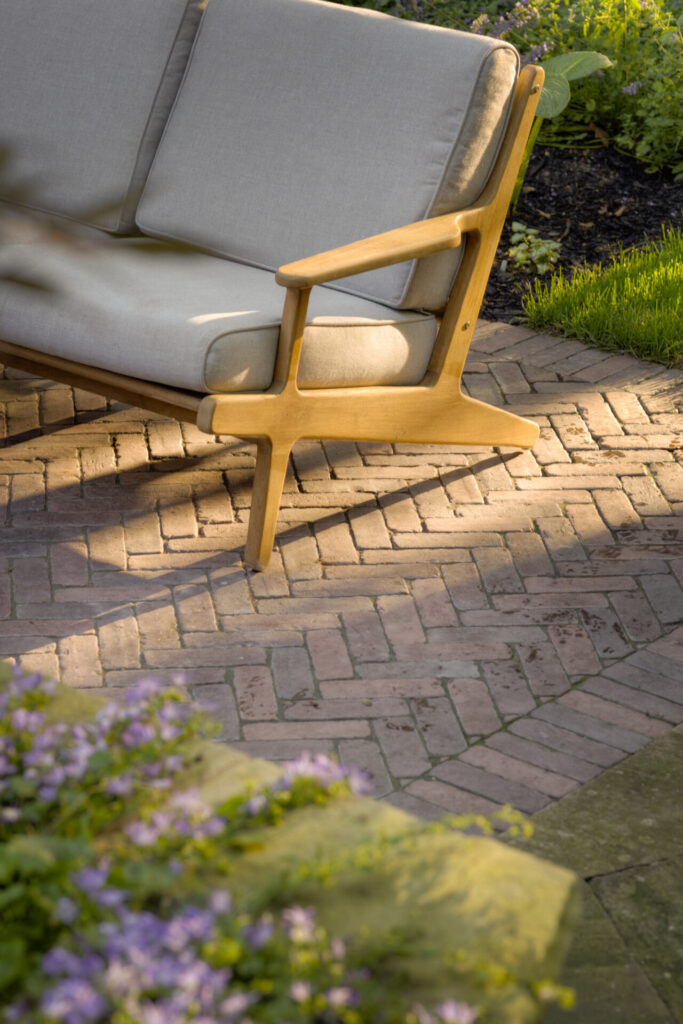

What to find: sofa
left=0, top=0, right=543, bottom=569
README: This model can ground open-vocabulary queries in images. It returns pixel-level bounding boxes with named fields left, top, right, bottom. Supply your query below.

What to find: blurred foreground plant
left=0, top=666, right=574, bottom=1024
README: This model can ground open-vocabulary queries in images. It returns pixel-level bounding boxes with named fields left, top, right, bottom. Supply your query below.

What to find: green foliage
left=536, top=51, right=613, bottom=118
left=534, top=0, right=683, bottom=173
left=508, top=221, right=562, bottom=274
left=332, top=0, right=683, bottom=173
left=0, top=669, right=570, bottom=1024
left=522, top=227, right=683, bottom=364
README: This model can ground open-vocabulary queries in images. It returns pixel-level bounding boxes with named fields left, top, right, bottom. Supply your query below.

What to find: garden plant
left=340, top=0, right=683, bottom=174
left=334, top=0, right=682, bottom=363
left=0, top=667, right=574, bottom=1024
left=522, top=226, right=683, bottom=364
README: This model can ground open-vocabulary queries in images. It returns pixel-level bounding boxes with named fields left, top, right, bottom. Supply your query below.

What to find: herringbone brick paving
left=2, top=320, right=682, bottom=820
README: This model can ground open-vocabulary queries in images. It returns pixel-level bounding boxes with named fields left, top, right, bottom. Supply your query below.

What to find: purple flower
left=326, top=987, right=356, bottom=1008
left=125, top=820, right=163, bottom=847
left=289, top=980, right=311, bottom=1003
left=209, top=890, right=232, bottom=915
left=43, top=948, right=89, bottom=977
left=245, top=793, right=267, bottom=816
left=55, top=897, right=80, bottom=924
left=10, top=708, right=45, bottom=732
left=219, top=992, right=259, bottom=1020
left=434, top=1000, right=479, bottom=1024
left=124, top=678, right=166, bottom=703
left=105, top=774, right=134, bottom=797
left=281, top=906, right=316, bottom=944
left=121, top=722, right=156, bottom=748
left=41, top=979, right=107, bottom=1024
left=73, top=866, right=108, bottom=894
left=242, top=917, right=274, bottom=950
left=622, top=81, right=640, bottom=95
left=278, top=752, right=372, bottom=795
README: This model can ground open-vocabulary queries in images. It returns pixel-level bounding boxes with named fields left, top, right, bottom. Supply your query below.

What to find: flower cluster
left=470, top=0, right=540, bottom=41
left=125, top=788, right=225, bottom=848
left=9, top=896, right=374, bottom=1024
left=0, top=671, right=206, bottom=837
left=0, top=668, right=489, bottom=1024
left=275, top=751, right=373, bottom=797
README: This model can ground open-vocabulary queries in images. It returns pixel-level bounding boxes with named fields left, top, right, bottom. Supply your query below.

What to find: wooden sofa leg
left=244, top=437, right=292, bottom=571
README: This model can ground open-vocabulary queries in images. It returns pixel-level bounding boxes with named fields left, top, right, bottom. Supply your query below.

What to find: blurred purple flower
left=242, top=917, right=274, bottom=950
left=281, top=906, right=316, bottom=944
left=55, top=897, right=80, bottom=924
left=41, top=979, right=107, bottom=1024
left=290, top=980, right=311, bottom=1003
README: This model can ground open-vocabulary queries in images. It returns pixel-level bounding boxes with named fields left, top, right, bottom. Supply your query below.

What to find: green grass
left=522, top=227, right=683, bottom=366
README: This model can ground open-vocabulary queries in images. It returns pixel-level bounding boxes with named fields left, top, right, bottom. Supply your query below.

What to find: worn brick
left=374, top=716, right=431, bottom=776
left=406, top=779, right=502, bottom=816
left=377, top=594, right=426, bottom=647
left=233, top=665, right=278, bottom=720
left=482, top=661, right=536, bottom=716
left=559, top=690, right=669, bottom=740
left=532, top=702, right=648, bottom=754
left=306, top=629, right=353, bottom=680
left=461, top=745, right=576, bottom=798
left=581, top=677, right=683, bottom=723
left=486, top=731, right=600, bottom=782
left=510, top=718, right=625, bottom=767
left=432, top=759, right=550, bottom=813
left=447, top=678, right=501, bottom=735
left=411, top=577, right=458, bottom=628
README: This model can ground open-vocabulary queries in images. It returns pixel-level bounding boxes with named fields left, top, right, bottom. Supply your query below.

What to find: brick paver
left=1, top=322, right=681, bottom=818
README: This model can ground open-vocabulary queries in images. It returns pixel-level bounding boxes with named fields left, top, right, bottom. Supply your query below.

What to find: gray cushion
left=136, top=0, right=518, bottom=310
left=0, top=0, right=203, bottom=233
left=0, top=231, right=437, bottom=393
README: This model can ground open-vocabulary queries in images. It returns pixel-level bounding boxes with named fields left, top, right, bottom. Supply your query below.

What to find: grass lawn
left=521, top=227, right=682, bottom=366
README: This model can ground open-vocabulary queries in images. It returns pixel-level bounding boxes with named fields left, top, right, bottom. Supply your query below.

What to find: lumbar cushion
left=136, top=0, right=518, bottom=310
left=0, top=233, right=437, bottom=393
left=0, top=0, right=203, bottom=233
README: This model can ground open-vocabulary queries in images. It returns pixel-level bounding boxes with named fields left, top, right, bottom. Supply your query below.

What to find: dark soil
left=481, top=145, right=683, bottom=323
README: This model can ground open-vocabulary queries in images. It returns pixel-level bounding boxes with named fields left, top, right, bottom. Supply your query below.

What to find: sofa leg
left=244, top=437, right=292, bottom=571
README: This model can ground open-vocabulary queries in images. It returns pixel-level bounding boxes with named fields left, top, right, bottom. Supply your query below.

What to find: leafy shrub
left=0, top=667, right=571, bottom=1024
left=333, top=0, right=683, bottom=173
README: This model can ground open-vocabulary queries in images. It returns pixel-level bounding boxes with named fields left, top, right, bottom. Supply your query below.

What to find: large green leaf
left=542, top=50, right=613, bottom=81
left=537, top=72, right=571, bottom=119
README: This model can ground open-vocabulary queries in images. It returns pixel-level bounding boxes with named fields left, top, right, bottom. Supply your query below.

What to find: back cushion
left=136, top=0, right=518, bottom=309
left=0, top=0, right=204, bottom=233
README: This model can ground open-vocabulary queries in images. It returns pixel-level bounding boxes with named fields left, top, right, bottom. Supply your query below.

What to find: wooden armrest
left=275, top=209, right=485, bottom=288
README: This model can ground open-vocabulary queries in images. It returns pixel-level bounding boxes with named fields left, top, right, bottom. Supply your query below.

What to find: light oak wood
left=276, top=214, right=462, bottom=288
left=0, top=65, right=543, bottom=570
left=0, top=340, right=202, bottom=422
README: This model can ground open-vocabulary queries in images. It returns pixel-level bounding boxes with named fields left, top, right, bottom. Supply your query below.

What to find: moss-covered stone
left=37, top=683, right=581, bottom=1022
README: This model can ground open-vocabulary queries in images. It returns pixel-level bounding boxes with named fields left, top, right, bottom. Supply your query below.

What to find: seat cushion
left=136, top=0, right=518, bottom=311
left=0, top=0, right=203, bottom=233
left=0, top=232, right=437, bottom=393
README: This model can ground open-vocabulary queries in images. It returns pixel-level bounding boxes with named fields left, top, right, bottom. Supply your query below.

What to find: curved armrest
left=275, top=210, right=477, bottom=289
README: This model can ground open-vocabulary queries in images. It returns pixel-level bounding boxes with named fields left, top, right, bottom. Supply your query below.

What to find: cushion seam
left=135, top=7, right=210, bottom=234
left=119, top=0, right=201, bottom=232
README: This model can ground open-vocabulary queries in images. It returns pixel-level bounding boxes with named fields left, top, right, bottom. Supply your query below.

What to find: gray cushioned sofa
left=0, top=0, right=543, bottom=568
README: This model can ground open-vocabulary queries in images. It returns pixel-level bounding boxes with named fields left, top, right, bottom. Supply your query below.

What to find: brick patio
left=1, top=320, right=682, bottom=820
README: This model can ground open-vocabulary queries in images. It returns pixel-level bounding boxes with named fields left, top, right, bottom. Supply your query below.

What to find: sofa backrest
left=0, top=0, right=204, bottom=234
left=136, top=0, right=518, bottom=311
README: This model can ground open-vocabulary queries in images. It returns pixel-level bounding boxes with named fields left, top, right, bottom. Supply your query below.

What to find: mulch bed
left=481, top=145, right=683, bottom=323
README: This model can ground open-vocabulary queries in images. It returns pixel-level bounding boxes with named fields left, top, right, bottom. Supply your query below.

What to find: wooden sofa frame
left=0, top=65, right=543, bottom=571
